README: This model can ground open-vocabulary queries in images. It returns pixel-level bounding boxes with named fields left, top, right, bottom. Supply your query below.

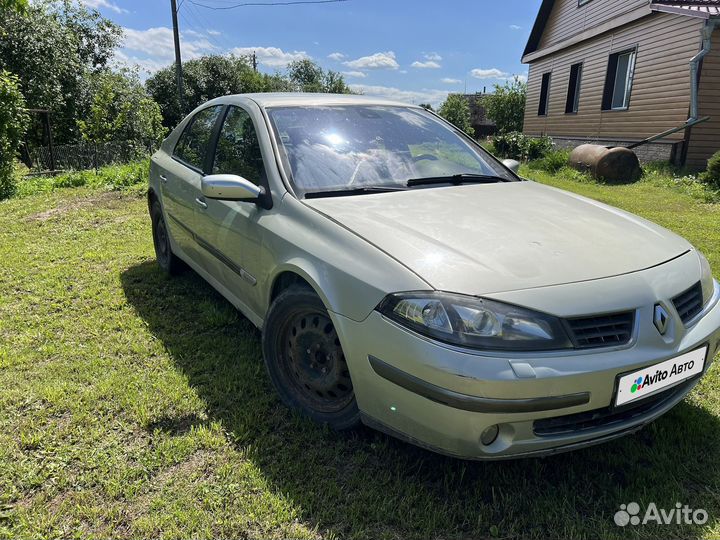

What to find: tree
left=0, top=71, right=29, bottom=199
left=484, top=77, right=527, bottom=134
left=0, top=0, right=122, bottom=144
left=146, top=55, right=292, bottom=129
left=438, top=94, right=475, bottom=137
left=78, top=70, right=166, bottom=148
left=0, top=0, right=27, bottom=14
left=418, top=103, right=434, bottom=111
left=287, top=59, right=351, bottom=94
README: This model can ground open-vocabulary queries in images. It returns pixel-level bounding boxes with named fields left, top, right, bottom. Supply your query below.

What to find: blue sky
left=86, top=0, right=542, bottom=106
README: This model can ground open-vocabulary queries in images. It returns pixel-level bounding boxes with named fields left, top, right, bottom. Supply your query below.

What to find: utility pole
left=170, top=0, right=183, bottom=113
left=252, top=51, right=257, bottom=72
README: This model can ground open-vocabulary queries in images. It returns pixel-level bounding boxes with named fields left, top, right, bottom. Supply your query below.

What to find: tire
left=150, top=201, right=182, bottom=275
left=262, top=286, right=361, bottom=430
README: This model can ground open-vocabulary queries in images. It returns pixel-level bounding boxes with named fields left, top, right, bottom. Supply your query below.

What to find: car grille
left=672, top=282, right=703, bottom=324
left=564, top=312, right=634, bottom=349
left=533, top=378, right=695, bottom=437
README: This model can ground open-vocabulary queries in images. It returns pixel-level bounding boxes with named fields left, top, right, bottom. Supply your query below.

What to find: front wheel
left=262, top=286, right=360, bottom=430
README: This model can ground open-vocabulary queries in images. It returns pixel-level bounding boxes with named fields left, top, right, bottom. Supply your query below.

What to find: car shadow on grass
left=121, top=260, right=720, bottom=539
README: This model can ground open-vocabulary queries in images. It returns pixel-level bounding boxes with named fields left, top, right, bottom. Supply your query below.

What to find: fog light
left=480, top=424, right=499, bottom=446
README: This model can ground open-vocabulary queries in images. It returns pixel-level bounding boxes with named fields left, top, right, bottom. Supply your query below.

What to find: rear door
left=160, top=105, right=223, bottom=264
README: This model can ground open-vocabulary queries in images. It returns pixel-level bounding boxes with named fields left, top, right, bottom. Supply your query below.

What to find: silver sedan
left=148, top=93, right=720, bottom=459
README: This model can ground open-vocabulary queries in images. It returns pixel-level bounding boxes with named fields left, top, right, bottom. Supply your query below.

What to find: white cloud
left=470, top=68, right=510, bottom=79
left=411, top=60, right=441, bottom=69
left=441, top=78, right=462, bottom=84
left=122, top=26, right=217, bottom=62
left=349, top=84, right=449, bottom=107
left=344, top=51, right=399, bottom=70
left=113, top=50, right=168, bottom=77
left=341, top=71, right=367, bottom=78
left=509, top=24, right=522, bottom=30
left=328, top=52, right=346, bottom=61
left=231, top=46, right=310, bottom=68
left=515, top=74, right=528, bottom=83
left=424, top=52, right=442, bottom=61
left=207, top=30, right=221, bottom=36
left=81, top=0, right=127, bottom=14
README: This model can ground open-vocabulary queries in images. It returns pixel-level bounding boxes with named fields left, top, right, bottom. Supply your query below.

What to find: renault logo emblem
left=654, top=305, right=670, bottom=335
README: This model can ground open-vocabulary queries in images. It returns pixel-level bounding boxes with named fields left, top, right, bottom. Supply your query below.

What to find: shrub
left=484, top=77, right=527, bottom=134
left=438, top=94, right=475, bottom=137
left=528, top=149, right=571, bottom=173
left=701, top=150, right=720, bottom=188
left=0, top=70, right=29, bottom=200
left=492, top=132, right=554, bottom=161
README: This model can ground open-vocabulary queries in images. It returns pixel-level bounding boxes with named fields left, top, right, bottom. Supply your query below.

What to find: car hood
left=303, top=181, right=692, bottom=295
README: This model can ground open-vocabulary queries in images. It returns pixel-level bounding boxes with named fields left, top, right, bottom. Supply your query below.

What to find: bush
left=492, top=132, right=554, bottom=161
left=528, top=149, right=571, bottom=173
left=484, top=77, right=527, bottom=134
left=438, top=94, right=475, bottom=137
left=701, top=150, right=720, bottom=188
left=0, top=70, right=29, bottom=200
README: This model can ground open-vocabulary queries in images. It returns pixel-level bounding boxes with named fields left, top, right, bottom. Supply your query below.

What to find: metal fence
left=28, top=140, right=154, bottom=174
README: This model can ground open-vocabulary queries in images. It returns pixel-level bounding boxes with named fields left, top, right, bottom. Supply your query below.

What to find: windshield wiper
left=406, top=173, right=508, bottom=187
left=304, top=186, right=407, bottom=199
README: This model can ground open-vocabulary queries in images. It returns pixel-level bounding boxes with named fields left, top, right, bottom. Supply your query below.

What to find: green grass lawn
left=1, top=168, right=720, bottom=539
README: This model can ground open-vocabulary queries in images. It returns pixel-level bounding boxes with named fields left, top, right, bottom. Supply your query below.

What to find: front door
left=194, top=105, right=268, bottom=314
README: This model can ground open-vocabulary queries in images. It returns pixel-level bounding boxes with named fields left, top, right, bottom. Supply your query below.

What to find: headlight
left=698, top=250, right=716, bottom=306
left=376, top=292, right=573, bottom=351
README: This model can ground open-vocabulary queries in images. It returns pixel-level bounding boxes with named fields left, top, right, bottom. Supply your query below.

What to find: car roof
left=223, top=92, right=419, bottom=109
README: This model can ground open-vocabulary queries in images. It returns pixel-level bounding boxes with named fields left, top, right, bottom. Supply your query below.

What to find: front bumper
left=332, top=265, right=720, bottom=459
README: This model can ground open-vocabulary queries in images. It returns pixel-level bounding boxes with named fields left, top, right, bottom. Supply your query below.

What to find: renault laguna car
left=148, top=93, right=720, bottom=459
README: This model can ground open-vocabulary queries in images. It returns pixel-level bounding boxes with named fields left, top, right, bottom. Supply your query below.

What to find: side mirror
left=502, top=159, right=521, bottom=174
left=201, top=174, right=264, bottom=201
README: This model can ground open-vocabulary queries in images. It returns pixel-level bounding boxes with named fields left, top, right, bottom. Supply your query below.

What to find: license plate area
left=614, top=346, right=707, bottom=407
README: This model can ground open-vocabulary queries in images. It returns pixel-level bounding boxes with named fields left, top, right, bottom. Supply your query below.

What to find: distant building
left=521, top=0, right=720, bottom=168
left=458, top=93, right=497, bottom=137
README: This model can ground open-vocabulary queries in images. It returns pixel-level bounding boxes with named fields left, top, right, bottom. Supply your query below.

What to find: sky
left=85, top=0, right=543, bottom=107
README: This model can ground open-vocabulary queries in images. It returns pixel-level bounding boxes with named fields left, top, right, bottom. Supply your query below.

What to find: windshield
left=266, top=105, right=514, bottom=196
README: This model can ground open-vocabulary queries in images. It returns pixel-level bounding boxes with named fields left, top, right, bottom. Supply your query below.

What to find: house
left=460, top=93, right=497, bottom=137
left=521, top=0, right=720, bottom=169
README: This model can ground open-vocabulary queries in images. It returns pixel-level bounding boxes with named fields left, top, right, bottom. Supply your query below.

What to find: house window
left=602, top=49, right=636, bottom=111
left=538, top=72, right=551, bottom=116
left=565, top=63, right=583, bottom=114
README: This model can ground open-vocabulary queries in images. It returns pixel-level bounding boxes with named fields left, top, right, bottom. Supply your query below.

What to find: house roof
left=523, top=0, right=719, bottom=59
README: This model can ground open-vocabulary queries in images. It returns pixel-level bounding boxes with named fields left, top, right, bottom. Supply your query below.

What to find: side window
left=212, top=106, right=266, bottom=185
left=602, top=49, right=636, bottom=111
left=538, top=72, right=551, bottom=116
left=565, top=63, right=583, bottom=114
left=174, top=106, right=222, bottom=170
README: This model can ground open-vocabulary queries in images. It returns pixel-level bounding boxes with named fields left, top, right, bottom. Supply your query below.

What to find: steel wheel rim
left=278, top=307, right=354, bottom=413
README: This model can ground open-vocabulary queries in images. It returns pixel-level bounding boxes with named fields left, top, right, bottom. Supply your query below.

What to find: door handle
left=195, top=197, right=208, bottom=209
left=159, top=174, right=168, bottom=184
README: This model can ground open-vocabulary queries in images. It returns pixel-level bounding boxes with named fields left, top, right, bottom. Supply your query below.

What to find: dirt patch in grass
left=26, top=191, right=133, bottom=222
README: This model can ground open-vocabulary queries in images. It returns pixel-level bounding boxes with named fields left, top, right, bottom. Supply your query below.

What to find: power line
left=188, top=0, right=349, bottom=10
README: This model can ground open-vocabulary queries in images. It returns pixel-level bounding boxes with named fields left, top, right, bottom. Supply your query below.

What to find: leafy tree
left=0, top=0, right=122, bottom=144
left=78, top=70, right=166, bottom=148
left=287, top=59, right=351, bottom=94
left=0, top=71, right=29, bottom=199
left=146, top=55, right=292, bottom=129
left=0, top=0, right=27, bottom=14
left=484, top=76, right=527, bottom=134
left=438, top=94, right=475, bottom=137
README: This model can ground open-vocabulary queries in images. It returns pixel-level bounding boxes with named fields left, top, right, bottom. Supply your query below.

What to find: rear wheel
left=150, top=201, right=182, bottom=275
left=262, top=286, right=360, bottom=430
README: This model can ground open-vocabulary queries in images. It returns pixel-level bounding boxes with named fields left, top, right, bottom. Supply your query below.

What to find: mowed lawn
left=1, top=170, right=720, bottom=540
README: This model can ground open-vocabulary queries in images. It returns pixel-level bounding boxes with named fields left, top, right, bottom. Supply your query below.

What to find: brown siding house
left=522, top=0, right=720, bottom=169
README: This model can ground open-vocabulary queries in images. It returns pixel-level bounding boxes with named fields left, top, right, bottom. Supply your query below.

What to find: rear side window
left=174, top=106, right=222, bottom=170
left=212, top=106, right=266, bottom=185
